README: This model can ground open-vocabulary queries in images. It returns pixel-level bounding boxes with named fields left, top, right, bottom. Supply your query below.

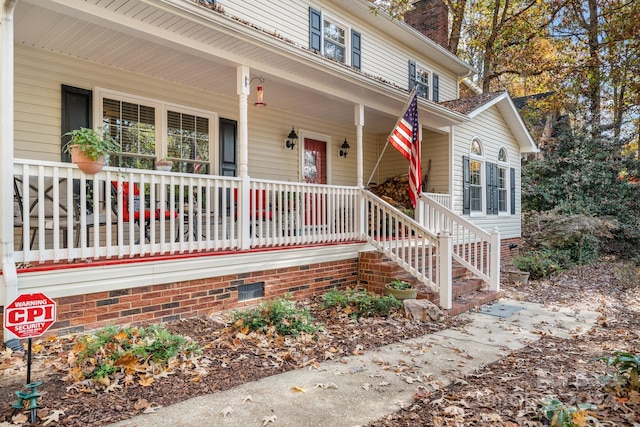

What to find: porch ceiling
left=15, top=0, right=465, bottom=134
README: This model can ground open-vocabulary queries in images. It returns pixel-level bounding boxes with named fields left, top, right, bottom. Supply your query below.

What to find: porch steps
left=359, top=252, right=502, bottom=316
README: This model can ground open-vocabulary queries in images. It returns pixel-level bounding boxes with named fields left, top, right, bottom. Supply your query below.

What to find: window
left=416, top=65, right=430, bottom=99
left=497, top=147, right=508, bottom=213
left=309, top=8, right=361, bottom=69
left=469, top=159, right=482, bottom=212
left=323, top=19, right=345, bottom=62
left=97, top=88, right=215, bottom=173
left=463, top=139, right=484, bottom=215
left=409, top=61, right=440, bottom=101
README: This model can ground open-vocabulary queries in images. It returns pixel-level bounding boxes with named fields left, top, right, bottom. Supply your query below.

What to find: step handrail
left=418, top=194, right=500, bottom=290
left=362, top=191, right=441, bottom=294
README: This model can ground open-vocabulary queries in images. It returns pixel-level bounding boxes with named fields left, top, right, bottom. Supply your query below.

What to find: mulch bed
left=1, top=258, right=639, bottom=426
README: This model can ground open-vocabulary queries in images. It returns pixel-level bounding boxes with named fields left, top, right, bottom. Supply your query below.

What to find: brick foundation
left=1, top=258, right=358, bottom=342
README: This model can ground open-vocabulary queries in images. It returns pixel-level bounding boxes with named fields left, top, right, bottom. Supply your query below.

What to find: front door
left=303, top=138, right=326, bottom=225
left=303, top=138, right=326, bottom=184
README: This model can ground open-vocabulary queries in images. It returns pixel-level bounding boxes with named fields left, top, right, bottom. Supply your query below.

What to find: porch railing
left=418, top=193, right=500, bottom=291
left=11, top=159, right=360, bottom=264
left=423, top=192, right=451, bottom=209
left=362, top=191, right=455, bottom=308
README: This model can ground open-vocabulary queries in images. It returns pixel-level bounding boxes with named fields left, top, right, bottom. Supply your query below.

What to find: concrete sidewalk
left=108, top=300, right=598, bottom=427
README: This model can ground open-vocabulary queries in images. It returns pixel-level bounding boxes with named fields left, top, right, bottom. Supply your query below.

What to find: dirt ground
left=1, top=257, right=639, bottom=426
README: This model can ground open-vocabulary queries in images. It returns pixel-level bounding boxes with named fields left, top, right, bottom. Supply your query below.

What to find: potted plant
left=64, top=126, right=119, bottom=174
left=384, top=279, right=417, bottom=300
left=155, top=156, right=174, bottom=171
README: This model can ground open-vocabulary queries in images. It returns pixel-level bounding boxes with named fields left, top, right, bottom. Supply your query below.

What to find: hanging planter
left=64, top=127, right=119, bottom=175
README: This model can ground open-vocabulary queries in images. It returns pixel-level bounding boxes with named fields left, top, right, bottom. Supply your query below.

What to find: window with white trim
left=309, top=8, right=361, bottom=69
left=98, top=89, right=215, bottom=174
left=497, top=147, right=509, bottom=213
left=416, top=65, right=430, bottom=99
left=463, top=139, right=484, bottom=215
left=409, top=61, right=440, bottom=101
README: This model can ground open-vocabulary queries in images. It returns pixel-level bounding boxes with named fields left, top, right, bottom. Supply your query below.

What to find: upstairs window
left=310, top=8, right=361, bottom=69
left=323, top=18, right=346, bottom=62
left=409, top=61, right=440, bottom=101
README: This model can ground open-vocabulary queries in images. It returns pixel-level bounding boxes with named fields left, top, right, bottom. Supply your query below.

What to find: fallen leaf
left=134, top=399, right=151, bottom=411
left=242, top=395, right=253, bottom=405
left=12, top=413, right=28, bottom=424
left=143, top=406, right=162, bottom=414
left=42, top=409, right=65, bottom=426
left=291, top=386, right=306, bottom=393
left=220, top=406, right=233, bottom=417
left=139, top=376, right=155, bottom=387
left=443, top=405, right=465, bottom=416
left=314, top=382, right=338, bottom=389
left=262, top=414, right=277, bottom=426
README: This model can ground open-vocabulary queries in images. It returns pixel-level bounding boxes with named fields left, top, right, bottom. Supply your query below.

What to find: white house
left=0, top=0, right=537, bottom=346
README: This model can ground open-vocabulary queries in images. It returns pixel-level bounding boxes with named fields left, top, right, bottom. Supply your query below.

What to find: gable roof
left=441, top=92, right=539, bottom=153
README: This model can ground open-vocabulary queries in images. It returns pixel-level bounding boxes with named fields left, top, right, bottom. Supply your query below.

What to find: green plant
left=321, top=288, right=402, bottom=318
left=613, top=261, right=640, bottom=289
left=595, top=351, right=640, bottom=391
left=232, top=296, right=317, bottom=336
left=540, top=397, right=597, bottom=426
left=63, top=126, right=120, bottom=161
left=388, top=280, right=413, bottom=290
left=73, top=324, right=200, bottom=380
left=512, top=250, right=567, bottom=279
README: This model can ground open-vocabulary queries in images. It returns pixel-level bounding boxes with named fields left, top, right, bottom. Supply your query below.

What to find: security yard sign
left=4, top=293, right=57, bottom=339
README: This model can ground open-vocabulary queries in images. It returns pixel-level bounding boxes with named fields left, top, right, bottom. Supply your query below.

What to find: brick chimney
left=403, top=0, right=449, bottom=49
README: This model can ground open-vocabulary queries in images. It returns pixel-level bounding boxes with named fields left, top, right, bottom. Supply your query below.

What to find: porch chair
left=14, top=176, right=112, bottom=249
left=111, top=181, right=177, bottom=243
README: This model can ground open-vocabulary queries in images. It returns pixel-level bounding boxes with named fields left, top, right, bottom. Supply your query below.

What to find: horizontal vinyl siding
left=219, top=0, right=460, bottom=100
left=13, top=45, right=368, bottom=185
left=453, top=107, right=522, bottom=238
left=422, top=131, right=449, bottom=194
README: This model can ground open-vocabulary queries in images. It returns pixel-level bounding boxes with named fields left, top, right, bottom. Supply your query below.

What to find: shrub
left=540, top=397, right=598, bottom=426
left=613, top=261, right=640, bottom=289
left=594, top=351, right=640, bottom=392
left=322, top=288, right=402, bottom=318
left=73, top=324, right=200, bottom=380
left=232, top=296, right=317, bottom=336
left=512, top=250, right=567, bottom=279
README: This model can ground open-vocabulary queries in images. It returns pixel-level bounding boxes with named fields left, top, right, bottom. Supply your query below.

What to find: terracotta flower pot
left=71, top=145, right=105, bottom=174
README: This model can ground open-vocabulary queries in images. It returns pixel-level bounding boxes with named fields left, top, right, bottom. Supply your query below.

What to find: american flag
left=388, top=90, right=421, bottom=208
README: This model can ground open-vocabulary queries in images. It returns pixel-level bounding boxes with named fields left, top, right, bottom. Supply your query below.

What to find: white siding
left=452, top=107, right=522, bottom=239
left=13, top=45, right=374, bottom=186
left=422, top=131, right=449, bottom=194
left=219, top=0, right=461, bottom=100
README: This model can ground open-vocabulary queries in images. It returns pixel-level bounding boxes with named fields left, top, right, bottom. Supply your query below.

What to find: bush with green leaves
left=540, top=397, right=598, bottom=427
left=232, top=296, right=317, bottom=336
left=594, top=351, right=640, bottom=392
left=74, top=324, right=200, bottom=380
left=512, top=249, right=567, bottom=279
left=321, top=288, right=402, bottom=318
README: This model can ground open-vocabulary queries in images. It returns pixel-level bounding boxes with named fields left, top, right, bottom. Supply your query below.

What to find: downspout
left=1, top=0, right=21, bottom=351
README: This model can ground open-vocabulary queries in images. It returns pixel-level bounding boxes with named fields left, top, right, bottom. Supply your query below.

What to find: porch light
left=251, top=76, right=266, bottom=107
left=285, top=127, right=298, bottom=150
left=339, top=138, right=350, bottom=158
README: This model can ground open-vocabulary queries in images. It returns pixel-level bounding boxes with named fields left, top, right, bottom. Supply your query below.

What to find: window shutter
left=510, top=167, right=516, bottom=215
left=309, top=7, right=322, bottom=53
left=432, top=74, right=439, bottom=102
left=351, top=30, right=361, bottom=70
left=463, top=156, right=470, bottom=214
left=408, top=60, right=416, bottom=91
left=486, top=162, right=498, bottom=214
left=61, top=85, right=92, bottom=163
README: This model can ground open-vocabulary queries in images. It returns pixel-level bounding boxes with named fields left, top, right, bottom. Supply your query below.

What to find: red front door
left=303, top=138, right=326, bottom=184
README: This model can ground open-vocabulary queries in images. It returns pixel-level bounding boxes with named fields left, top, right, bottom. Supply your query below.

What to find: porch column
left=354, top=104, right=364, bottom=188
left=237, top=66, right=251, bottom=249
left=1, top=0, right=19, bottom=345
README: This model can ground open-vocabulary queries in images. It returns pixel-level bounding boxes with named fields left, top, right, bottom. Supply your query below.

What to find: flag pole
left=366, top=88, right=418, bottom=188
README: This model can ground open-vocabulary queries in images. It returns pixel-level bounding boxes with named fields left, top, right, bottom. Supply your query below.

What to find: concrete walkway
left=108, top=300, right=598, bottom=427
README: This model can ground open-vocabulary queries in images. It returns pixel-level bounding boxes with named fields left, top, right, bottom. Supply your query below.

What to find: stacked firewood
left=368, top=175, right=412, bottom=210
